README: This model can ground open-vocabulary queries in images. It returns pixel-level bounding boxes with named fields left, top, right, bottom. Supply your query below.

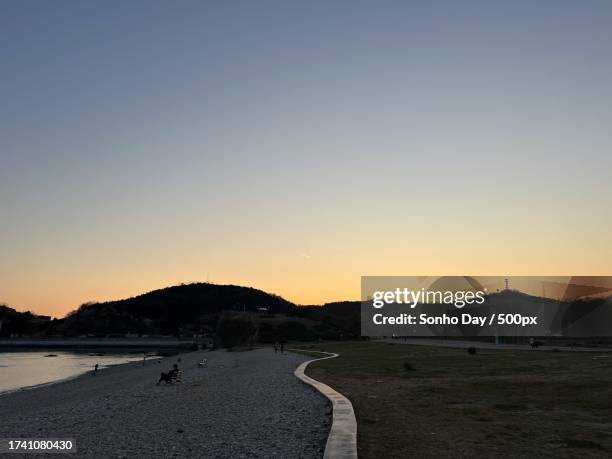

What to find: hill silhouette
left=6, top=285, right=611, bottom=343
left=0, top=304, right=52, bottom=337
left=2, top=283, right=363, bottom=340
left=51, top=283, right=298, bottom=337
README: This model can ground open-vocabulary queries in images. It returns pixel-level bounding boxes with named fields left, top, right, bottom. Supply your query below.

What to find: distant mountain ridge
left=1, top=283, right=363, bottom=338
left=3, top=284, right=611, bottom=341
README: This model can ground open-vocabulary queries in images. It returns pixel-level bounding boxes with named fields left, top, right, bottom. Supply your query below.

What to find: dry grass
left=300, top=341, right=612, bottom=458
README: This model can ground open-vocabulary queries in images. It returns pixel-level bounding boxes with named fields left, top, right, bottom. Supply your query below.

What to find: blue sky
left=1, top=1, right=611, bottom=315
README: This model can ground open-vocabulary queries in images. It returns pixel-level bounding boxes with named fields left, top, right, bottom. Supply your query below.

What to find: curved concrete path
left=292, top=350, right=358, bottom=459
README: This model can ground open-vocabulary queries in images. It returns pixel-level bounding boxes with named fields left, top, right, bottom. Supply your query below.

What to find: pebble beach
left=0, top=348, right=330, bottom=458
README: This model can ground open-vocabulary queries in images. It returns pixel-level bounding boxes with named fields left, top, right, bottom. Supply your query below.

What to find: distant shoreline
left=0, top=338, right=197, bottom=350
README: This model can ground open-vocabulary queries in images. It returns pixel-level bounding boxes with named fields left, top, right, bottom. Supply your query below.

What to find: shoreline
left=0, top=371, right=86, bottom=398
left=0, top=337, right=197, bottom=349
left=0, top=354, right=165, bottom=397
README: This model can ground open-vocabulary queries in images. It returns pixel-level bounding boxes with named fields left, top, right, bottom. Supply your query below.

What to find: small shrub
left=467, top=347, right=477, bottom=355
left=403, top=362, right=414, bottom=371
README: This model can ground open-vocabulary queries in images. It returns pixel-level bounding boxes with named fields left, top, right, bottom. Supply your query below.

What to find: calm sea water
left=0, top=351, right=159, bottom=394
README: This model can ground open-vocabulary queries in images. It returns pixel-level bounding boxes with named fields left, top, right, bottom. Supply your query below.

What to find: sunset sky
left=1, top=1, right=611, bottom=318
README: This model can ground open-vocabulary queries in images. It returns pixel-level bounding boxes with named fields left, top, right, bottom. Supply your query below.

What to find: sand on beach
left=0, top=348, right=330, bottom=458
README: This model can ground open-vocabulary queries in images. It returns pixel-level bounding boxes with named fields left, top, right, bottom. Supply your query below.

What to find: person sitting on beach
left=157, top=363, right=179, bottom=384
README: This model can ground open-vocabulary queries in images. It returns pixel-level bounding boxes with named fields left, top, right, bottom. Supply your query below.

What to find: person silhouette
left=157, top=363, right=179, bottom=384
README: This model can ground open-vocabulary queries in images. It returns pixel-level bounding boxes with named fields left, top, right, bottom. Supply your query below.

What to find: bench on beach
left=158, top=368, right=182, bottom=385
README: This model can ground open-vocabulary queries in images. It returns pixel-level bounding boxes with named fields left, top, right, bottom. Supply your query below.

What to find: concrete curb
left=291, top=350, right=358, bottom=459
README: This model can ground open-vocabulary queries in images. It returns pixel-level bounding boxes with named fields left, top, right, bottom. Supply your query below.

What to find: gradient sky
left=1, top=1, right=611, bottom=317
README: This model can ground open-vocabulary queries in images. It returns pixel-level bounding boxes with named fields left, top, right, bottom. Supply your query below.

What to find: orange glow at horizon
left=3, top=228, right=611, bottom=319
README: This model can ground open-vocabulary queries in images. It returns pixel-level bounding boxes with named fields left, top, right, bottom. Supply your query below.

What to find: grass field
left=297, top=341, right=612, bottom=458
